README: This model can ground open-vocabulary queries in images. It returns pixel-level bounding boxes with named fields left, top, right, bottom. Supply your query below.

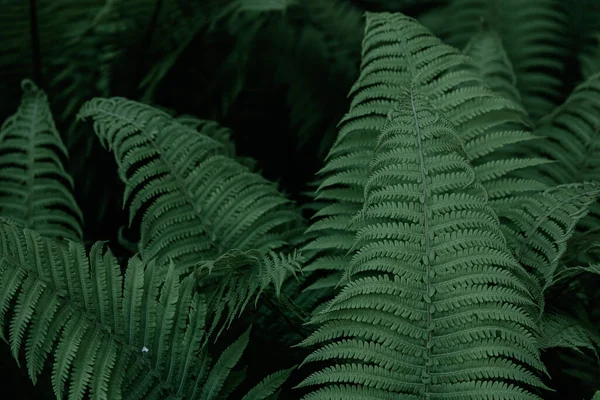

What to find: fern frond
left=516, top=72, right=600, bottom=246
left=498, top=182, right=600, bottom=295
left=196, top=249, right=303, bottom=337
left=521, top=72, right=600, bottom=186
left=77, top=98, right=303, bottom=272
left=301, top=11, right=545, bottom=308
left=298, top=88, right=547, bottom=399
left=537, top=310, right=599, bottom=356
left=0, top=218, right=292, bottom=399
left=0, top=80, right=83, bottom=241
left=442, top=0, right=569, bottom=119
left=0, top=219, right=205, bottom=399
left=463, top=24, right=522, bottom=104
left=241, top=367, right=295, bottom=400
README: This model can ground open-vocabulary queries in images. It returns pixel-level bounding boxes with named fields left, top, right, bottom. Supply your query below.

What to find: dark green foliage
left=1, top=1, right=600, bottom=399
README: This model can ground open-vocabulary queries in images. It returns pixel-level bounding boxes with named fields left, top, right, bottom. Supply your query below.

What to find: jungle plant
left=1, top=1, right=600, bottom=399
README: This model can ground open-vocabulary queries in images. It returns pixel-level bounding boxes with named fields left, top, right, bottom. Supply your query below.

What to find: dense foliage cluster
left=1, top=0, right=600, bottom=399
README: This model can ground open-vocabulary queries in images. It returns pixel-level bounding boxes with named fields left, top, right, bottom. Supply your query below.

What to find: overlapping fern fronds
left=301, top=11, right=548, bottom=309
left=0, top=219, right=205, bottom=399
left=498, top=182, right=600, bottom=303
left=196, top=249, right=304, bottom=338
left=298, top=87, right=547, bottom=399
left=0, top=218, right=293, bottom=399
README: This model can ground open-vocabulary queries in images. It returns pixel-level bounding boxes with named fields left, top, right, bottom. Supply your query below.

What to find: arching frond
left=77, top=98, right=303, bottom=272
left=520, top=72, right=600, bottom=186
left=298, top=88, right=547, bottom=399
left=516, top=73, right=600, bottom=254
left=0, top=80, right=83, bottom=241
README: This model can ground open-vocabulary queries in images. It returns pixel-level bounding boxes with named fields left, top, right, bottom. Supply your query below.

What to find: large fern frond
left=0, top=80, right=83, bottom=241
left=0, top=218, right=293, bottom=399
left=77, top=98, right=303, bottom=272
left=301, top=11, right=546, bottom=308
left=297, top=87, right=547, bottom=399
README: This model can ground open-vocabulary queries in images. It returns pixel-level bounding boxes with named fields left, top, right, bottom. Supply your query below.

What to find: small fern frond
left=0, top=219, right=206, bottom=399
left=521, top=72, right=600, bottom=186
left=0, top=80, right=83, bottom=241
left=443, top=0, right=570, bottom=119
left=463, top=23, right=522, bottom=104
left=298, top=88, right=547, bottom=399
left=198, top=326, right=250, bottom=400
left=196, top=249, right=303, bottom=338
left=301, top=11, right=545, bottom=308
left=77, top=98, right=303, bottom=272
left=517, top=72, right=600, bottom=246
left=498, top=182, right=600, bottom=295
left=537, top=310, right=599, bottom=357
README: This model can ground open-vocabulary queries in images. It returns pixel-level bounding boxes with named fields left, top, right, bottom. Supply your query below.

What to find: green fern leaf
left=196, top=249, right=303, bottom=337
left=297, top=87, right=547, bottom=399
left=442, top=0, right=569, bottom=119
left=0, top=80, right=83, bottom=241
left=498, top=182, right=600, bottom=295
left=537, top=310, right=599, bottom=356
left=301, top=11, right=545, bottom=308
left=463, top=24, right=522, bottom=104
left=199, top=326, right=250, bottom=400
left=241, top=367, right=295, bottom=400
left=0, top=218, right=212, bottom=399
left=516, top=72, right=600, bottom=258
left=77, top=98, right=302, bottom=272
